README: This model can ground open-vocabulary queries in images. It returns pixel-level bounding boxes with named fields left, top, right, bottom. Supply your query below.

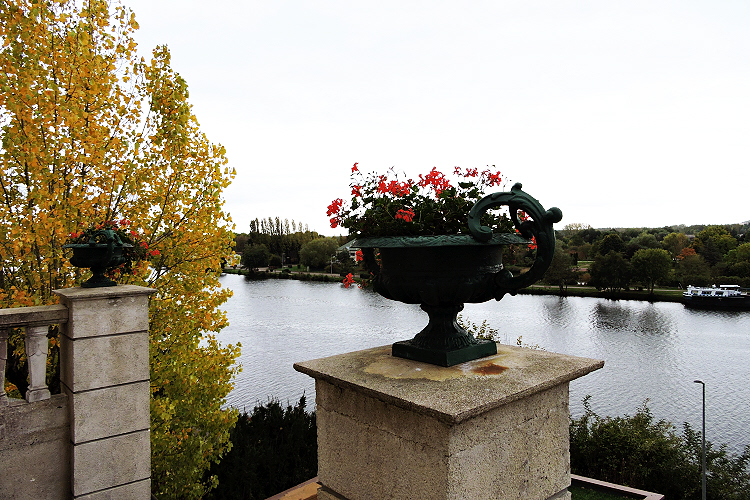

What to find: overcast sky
left=125, top=1, right=750, bottom=235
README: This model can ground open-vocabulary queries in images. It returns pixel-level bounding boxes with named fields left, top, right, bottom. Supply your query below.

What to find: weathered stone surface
left=75, top=478, right=151, bottom=500
left=58, top=286, right=154, bottom=498
left=64, top=380, right=150, bottom=443
left=0, top=331, right=6, bottom=407
left=60, top=330, right=149, bottom=392
left=0, top=394, right=70, bottom=500
left=54, top=285, right=154, bottom=339
left=296, top=344, right=603, bottom=500
left=316, top=380, right=570, bottom=500
left=0, top=303, right=68, bottom=328
left=72, top=429, right=151, bottom=497
left=0, top=395, right=69, bottom=450
left=295, top=344, right=603, bottom=425
left=0, top=286, right=154, bottom=500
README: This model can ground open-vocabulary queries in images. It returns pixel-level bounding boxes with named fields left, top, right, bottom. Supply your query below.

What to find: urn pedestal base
left=392, top=338, right=497, bottom=367
left=294, top=344, right=603, bottom=500
left=391, top=303, right=498, bottom=367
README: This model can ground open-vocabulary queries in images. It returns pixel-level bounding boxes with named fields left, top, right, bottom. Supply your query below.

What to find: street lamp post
left=694, top=380, right=706, bottom=500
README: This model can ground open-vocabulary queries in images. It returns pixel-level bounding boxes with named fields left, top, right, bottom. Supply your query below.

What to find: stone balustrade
left=0, top=285, right=154, bottom=500
left=0, top=303, right=69, bottom=405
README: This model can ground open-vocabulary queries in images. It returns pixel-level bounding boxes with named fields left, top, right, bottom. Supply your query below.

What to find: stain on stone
left=363, top=347, right=513, bottom=381
left=471, top=363, right=508, bottom=376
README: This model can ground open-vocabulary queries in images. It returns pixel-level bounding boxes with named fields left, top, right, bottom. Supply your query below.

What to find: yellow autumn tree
left=0, top=0, right=240, bottom=497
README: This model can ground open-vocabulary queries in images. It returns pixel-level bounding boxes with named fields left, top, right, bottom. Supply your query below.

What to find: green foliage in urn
left=65, top=219, right=161, bottom=277
left=328, top=164, right=515, bottom=238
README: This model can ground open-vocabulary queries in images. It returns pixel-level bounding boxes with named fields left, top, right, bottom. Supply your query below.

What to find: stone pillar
left=294, top=344, right=603, bottom=500
left=54, top=285, right=155, bottom=500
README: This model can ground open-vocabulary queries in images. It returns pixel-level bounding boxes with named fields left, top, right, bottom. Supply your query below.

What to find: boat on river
left=682, top=284, right=750, bottom=310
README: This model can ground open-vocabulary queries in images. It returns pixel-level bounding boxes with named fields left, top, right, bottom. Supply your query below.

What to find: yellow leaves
left=2, top=2, right=238, bottom=496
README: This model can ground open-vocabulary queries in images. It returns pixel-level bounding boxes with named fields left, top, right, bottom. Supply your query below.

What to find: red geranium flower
left=327, top=198, right=344, bottom=217
left=327, top=162, right=514, bottom=238
left=395, top=208, right=415, bottom=223
left=342, top=273, right=355, bottom=288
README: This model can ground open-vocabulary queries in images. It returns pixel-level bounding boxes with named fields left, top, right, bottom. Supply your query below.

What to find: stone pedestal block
left=295, top=344, right=603, bottom=500
left=54, top=285, right=155, bottom=500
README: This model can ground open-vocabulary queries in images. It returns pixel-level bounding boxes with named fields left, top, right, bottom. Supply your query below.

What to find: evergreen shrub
left=206, top=397, right=317, bottom=500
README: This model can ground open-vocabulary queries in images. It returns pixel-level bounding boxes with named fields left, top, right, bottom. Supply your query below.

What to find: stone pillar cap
left=53, top=285, right=156, bottom=301
left=295, top=344, right=603, bottom=425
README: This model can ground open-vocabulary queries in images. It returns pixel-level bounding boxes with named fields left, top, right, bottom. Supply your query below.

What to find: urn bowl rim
left=353, top=233, right=529, bottom=248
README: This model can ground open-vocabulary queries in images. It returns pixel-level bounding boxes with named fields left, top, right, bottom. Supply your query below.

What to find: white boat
left=682, top=284, right=750, bottom=309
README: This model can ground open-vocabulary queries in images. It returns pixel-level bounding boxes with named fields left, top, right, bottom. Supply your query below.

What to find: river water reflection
left=218, top=274, right=750, bottom=454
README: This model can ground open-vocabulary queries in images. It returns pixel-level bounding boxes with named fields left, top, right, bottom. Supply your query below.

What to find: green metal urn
left=354, top=183, right=562, bottom=367
left=64, top=229, right=132, bottom=288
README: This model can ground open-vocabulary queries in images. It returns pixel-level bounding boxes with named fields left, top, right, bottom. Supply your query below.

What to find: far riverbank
left=223, top=267, right=686, bottom=303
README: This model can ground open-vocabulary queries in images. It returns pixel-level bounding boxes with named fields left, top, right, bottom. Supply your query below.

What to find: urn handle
left=468, top=183, right=562, bottom=298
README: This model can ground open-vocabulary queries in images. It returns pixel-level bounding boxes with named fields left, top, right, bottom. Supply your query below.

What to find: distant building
left=338, top=241, right=360, bottom=262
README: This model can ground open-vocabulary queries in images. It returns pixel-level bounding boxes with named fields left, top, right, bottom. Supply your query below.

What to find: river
left=218, top=273, right=750, bottom=455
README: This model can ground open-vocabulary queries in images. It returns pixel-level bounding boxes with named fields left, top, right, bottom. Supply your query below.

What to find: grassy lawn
left=524, top=283, right=685, bottom=303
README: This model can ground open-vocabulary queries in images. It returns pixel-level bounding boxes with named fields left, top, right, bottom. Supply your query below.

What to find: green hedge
left=206, top=397, right=317, bottom=500
left=570, top=397, right=750, bottom=499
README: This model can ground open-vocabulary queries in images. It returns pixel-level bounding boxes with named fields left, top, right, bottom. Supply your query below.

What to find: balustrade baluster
left=24, top=324, right=51, bottom=403
left=0, top=327, right=7, bottom=406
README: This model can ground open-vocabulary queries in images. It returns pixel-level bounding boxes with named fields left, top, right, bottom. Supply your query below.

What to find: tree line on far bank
left=542, top=222, right=750, bottom=293
left=236, top=217, right=351, bottom=272
left=234, top=219, right=750, bottom=291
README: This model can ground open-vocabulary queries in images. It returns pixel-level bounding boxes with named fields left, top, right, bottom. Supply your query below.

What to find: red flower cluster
left=485, top=171, right=502, bottom=186
left=343, top=273, right=355, bottom=288
left=377, top=177, right=412, bottom=197
left=327, top=198, right=344, bottom=228
left=395, top=208, right=415, bottom=222
left=328, top=163, right=513, bottom=235
left=418, top=167, right=451, bottom=196
left=327, top=198, right=343, bottom=216
left=355, top=250, right=364, bottom=262
left=452, top=166, right=502, bottom=186
left=454, top=166, right=478, bottom=177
